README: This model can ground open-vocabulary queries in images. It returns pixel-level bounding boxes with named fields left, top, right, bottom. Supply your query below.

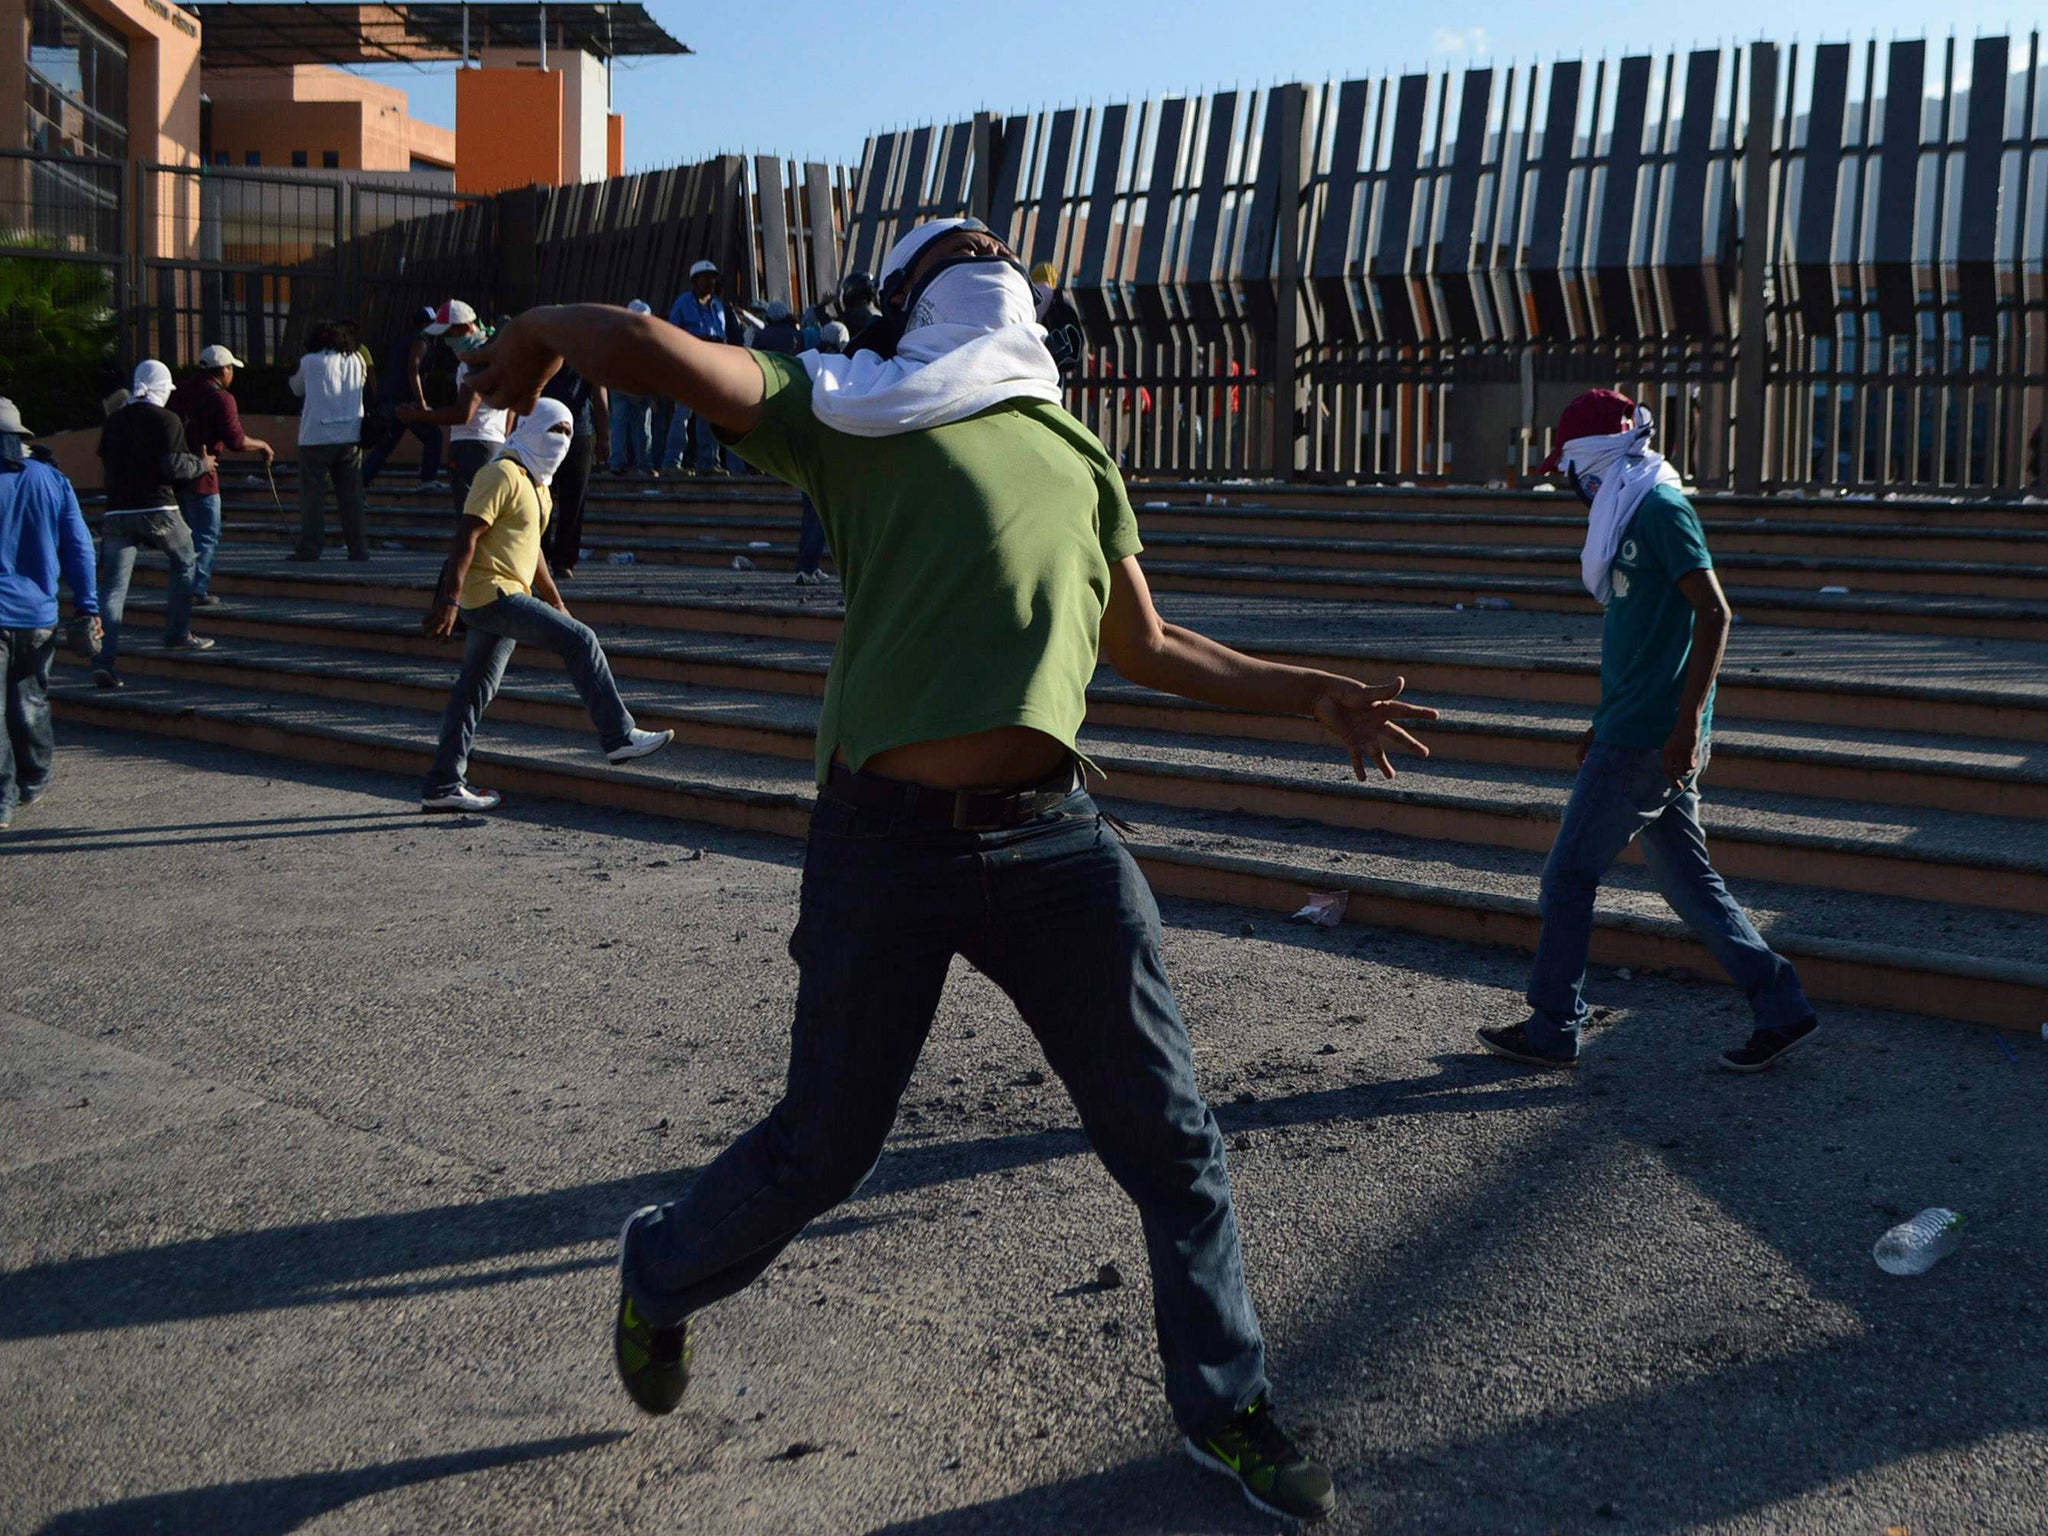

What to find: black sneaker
left=614, top=1207, right=690, bottom=1414
left=1184, top=1398, right=1335, bottom=1523
left=91, top=668, right=123, bottom=690
left=1475, top=1021, right=1578, bottom=1069
left=1720, top=1015, right=1819, bottom=1074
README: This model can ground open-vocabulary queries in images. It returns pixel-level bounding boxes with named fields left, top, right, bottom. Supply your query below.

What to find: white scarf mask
left=499, top=398, right=574, bottom=487
left=799, top=220, right=1060, bottom=438
left=130, top=360, right=173, bottom=409
left=1558, top=404, right=1684, bottom=604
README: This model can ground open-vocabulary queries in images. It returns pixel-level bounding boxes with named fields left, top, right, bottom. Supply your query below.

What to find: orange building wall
left=204, top=66, right=455, bottom=172
left=455, top=66, right=562, bottom=194
left=607, top=113, right=624, bottom=177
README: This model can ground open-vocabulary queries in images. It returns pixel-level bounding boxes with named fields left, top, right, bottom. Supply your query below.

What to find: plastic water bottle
left=1872, top=1209, right=1963, bottom=1276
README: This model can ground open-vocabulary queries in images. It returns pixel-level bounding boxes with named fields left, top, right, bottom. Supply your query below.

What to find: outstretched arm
left=463, top=306, right=765, bottom=436
left=1100, top=557, right=1436, bottom=781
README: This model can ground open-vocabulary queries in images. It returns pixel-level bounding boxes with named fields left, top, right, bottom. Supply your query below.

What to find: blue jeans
left=661, top=403, right=718, bottom=471
left=99, top=509, right=196, bottom=670
left=422, top=591, right=637, bottom=795
left=795, top=494, right=826, bottom=575
left=1524, top=741, right=1812, bottom=1056
left=2, top=626, right=57, bottom=814
left=179, top=491, right=222, bottom=599
left=621, top=780, right=1269, bottom=1433
left=608, top=393, right=653, bottom=471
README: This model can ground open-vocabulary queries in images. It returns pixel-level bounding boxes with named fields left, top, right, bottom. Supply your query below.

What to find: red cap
left=1536, top=388, right=1637, bottom=474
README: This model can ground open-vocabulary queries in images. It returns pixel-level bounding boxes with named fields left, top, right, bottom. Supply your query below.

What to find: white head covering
left=627, top=299, right=652, bottom=315
left=499, top=398, right=575, bottom=487
left=797, top=218, right=1060, bottom=438
left=130, top=360, right=173, bottom=409
left=1557, top=404, right=1685, bottom=604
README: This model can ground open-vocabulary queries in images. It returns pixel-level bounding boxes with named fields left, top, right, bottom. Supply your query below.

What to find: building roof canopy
left=186, top=3, right=689, bottom=68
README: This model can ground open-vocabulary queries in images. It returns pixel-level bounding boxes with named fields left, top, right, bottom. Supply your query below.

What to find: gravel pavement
left=2, top=730, right=2043, bottom=1535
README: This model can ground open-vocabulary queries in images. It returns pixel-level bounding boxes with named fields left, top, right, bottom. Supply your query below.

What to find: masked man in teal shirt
left=1478, top=390, right=1818, bottom=1076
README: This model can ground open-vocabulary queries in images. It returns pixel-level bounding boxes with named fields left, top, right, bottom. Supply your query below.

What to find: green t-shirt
left=1590, top=484, right=1717, bottom=751
left=724, top=351, right=1144, bottom=783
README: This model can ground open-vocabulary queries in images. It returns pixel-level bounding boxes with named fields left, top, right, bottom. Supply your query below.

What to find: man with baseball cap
left=400, top=300, right=509, bottom=510
left=662, top=260, right=730, bottom=474
left=1477, top=389, right=1818, bottom=1075
left=0, top=398, right=99, bottom=828
left=168, top=344, right=274, bottom=606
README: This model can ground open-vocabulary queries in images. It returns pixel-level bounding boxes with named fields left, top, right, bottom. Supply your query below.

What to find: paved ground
left=2, top=730, right=2043, bottom=1535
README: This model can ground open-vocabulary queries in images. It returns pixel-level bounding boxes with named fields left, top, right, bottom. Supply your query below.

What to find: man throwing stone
left=1478, top=390, right=1818, bottom=1075
left=468, top=218, right=1433, bottom=1523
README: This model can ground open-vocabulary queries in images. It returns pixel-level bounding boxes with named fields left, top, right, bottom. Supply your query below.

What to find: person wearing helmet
left=465, top=216, right=1437, bottom=1525
left=1477, top=389, right=1818, bottom=1076
left=836, top=269, right=879, bottom=343
left=663, top=260, right=731, bottom=474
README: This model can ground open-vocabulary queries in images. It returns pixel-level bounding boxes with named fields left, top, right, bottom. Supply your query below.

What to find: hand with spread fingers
left=462, top=316, right=562, bottom=414
left=1310, top=675, right=1439, bottom=781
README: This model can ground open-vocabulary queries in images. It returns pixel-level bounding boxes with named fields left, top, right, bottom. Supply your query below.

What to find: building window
left=291, top=150, right=308, bottom=168
left=212, top=150, right=230, bottom=166
left=323, top=150, right=340, bottom=169
left=24, top=0, right=129, bottom=161
left=245, top=151, right=261, bottom=166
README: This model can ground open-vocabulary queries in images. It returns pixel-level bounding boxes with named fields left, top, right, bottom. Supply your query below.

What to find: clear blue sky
left=351, top=0, right=2034, bottom=170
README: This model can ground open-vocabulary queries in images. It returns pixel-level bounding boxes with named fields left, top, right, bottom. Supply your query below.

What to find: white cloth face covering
left=796, top=220, right=1060, bottom=438
left=499, top=398, right=574, bottom=486
left=1558, top=404, right=1685, bottom=604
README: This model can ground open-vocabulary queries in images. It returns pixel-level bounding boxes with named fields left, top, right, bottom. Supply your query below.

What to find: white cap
left=0, top=397, right=32, bottom=437
left=688, top=259, right=719, bottom=278
left=424, top=298, right=479, bottom=335
left=627, top=299, right=652, bottom=315
left=197, top=343, right=243, bottom=370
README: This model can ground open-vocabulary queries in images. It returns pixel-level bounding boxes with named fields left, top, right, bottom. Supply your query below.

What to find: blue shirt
left=667, top=290, right=729, bottom=342
left=0, top=457, right=99, bottom=628
left=1590, top=484, right=1715, bottom=751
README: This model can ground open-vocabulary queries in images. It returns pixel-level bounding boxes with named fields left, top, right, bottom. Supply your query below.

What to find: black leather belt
left=822, top=761, right=1081, bottom=832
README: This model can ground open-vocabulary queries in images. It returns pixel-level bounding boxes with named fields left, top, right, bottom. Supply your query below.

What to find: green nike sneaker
left=614, top=1206, right=690, bottom=1414
left=1184, top=1398, right=1336, bottom=1523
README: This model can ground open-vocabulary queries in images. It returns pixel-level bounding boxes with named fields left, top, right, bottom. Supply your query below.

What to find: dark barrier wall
left=843, top=37, right=2048, bottom=494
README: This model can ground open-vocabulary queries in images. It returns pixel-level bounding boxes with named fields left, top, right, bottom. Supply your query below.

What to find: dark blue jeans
left=1524, top=741, right=1812, bottom=1055
left=2, top=626, right=57, bottom=814
left=622, top=783, right=1269, bottom=1433
left=421, top=591, right=637, bottom=795
left=99, top=508, right=196, bottom=669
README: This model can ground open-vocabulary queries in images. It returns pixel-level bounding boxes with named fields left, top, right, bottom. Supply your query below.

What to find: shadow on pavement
left=0, top=1062, right=1545, bottom=1342
left=1267, top=1008, right=2047, bottom=1532
left=863, top=1452, right=1278, bottom=1536
left=33, top=1432, right=626, bottom=1536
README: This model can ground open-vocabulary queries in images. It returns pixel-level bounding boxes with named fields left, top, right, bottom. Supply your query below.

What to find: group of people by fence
left=0, top=215, right=1823, bottom=1525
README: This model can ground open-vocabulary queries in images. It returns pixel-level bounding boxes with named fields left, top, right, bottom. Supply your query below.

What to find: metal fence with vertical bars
left=842, top=35, right=2048, bottom=494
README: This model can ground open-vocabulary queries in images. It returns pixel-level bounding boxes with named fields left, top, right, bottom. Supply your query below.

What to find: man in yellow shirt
left=420, top=400, right=671, bottom=812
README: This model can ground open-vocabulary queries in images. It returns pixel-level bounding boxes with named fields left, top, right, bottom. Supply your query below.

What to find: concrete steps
left=92, top=635, right=2048, bottom=918
left=130, top=560, right=2048, bottom=742
left=118, top=592, right=2048, bottom=820
left=50, top=665, right=2048, bottom=1031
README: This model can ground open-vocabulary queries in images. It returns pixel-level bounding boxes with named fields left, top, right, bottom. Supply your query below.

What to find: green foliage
left=0, top=233, right=121, bottom=434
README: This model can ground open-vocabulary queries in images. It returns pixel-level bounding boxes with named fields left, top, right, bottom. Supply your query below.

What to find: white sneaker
left=164, top=634, right=215, bottom=651
left=607, top=728, right=673, bottom=765
left=421, top=785, right=502, bottom=813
